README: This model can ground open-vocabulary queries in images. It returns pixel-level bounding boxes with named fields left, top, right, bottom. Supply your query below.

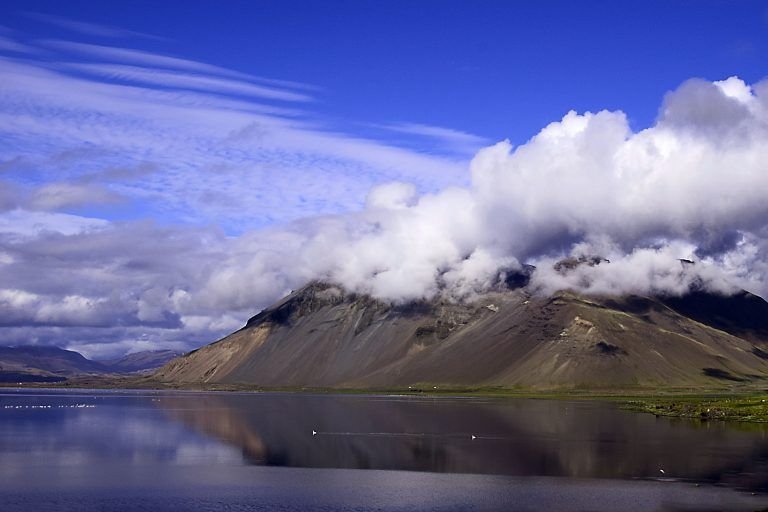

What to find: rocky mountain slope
left=155, top=274, right=768, bottom=390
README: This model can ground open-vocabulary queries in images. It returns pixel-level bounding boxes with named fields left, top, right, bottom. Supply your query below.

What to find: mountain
left=100, top=350, right=182, bottom=373
left=0, top=346, right=108, bottom=382
left=0, top=347, right=183, bottom=383
left=155, top=278, right=768, bottom=390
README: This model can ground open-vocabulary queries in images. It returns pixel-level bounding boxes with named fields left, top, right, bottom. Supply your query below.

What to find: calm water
left=1, top=389, right=768, bottom=511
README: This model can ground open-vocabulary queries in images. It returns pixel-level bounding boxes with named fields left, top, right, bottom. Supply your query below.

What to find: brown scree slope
left=155, top=280, right=768, bottom=390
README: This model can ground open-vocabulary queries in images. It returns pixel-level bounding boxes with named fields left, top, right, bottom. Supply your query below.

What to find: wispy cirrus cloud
left=0, top=34, right=37, bottom=54
left=68, top=63, right=314, bottom=102
left=384, top=122, right=488, bottom=145
left=0, top=28, right=477, bottom=357
left=41, top=39, right=317, bottom=90
left=377, top=122, right=490, bottom=156
left=24, top=12, right=164, bottom=41
left=0, top=42, right=468, bottom=230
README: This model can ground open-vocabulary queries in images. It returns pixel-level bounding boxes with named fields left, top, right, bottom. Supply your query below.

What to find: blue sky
left=2, top=1, right=767, bottom=231
left=5, top=1, right=768, bottom=143
left=1, top=1, right=768, bottom=357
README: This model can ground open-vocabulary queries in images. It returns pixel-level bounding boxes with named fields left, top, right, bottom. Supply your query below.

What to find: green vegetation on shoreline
left=621, top=395, right=768, bottom=423
left=4, top=377, right=768, bottom=423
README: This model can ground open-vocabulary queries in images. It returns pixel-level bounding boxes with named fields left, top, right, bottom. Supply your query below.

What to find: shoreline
left=4, top=377, right=768, bottom=423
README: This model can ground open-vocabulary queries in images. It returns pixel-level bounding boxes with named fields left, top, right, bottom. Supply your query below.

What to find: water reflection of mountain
left=159, top=394, right=768, bottom=489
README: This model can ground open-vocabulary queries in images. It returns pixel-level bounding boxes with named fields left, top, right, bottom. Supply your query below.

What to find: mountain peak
left=155, top=279, right=768, bottom=389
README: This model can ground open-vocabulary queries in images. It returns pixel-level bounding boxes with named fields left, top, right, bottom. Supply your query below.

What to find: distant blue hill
left=0, top=346, right=180, bottom=382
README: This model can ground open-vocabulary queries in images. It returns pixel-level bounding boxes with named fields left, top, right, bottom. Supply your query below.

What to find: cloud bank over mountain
left=2, top=67, right=768, bottom=356
left=201, top=77, right=768, bottom=307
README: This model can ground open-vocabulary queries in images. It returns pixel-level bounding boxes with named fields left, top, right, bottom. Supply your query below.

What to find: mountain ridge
left=155, top=279, right=768, bottom=390
left=0, top=347, right=180, bottom=382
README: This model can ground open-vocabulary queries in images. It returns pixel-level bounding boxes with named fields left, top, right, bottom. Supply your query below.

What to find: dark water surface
left=1, top=389, right=768, bottom=511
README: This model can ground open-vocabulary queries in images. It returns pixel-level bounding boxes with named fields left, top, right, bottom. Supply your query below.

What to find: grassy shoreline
left=620, top=395, right=768, bottom=423
left=4, top=377, right=768, bottom=423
